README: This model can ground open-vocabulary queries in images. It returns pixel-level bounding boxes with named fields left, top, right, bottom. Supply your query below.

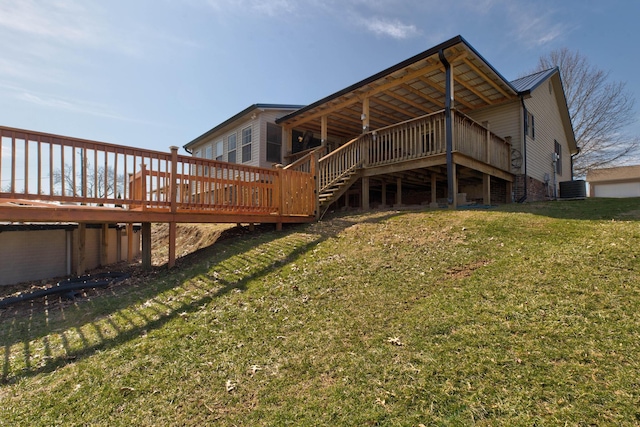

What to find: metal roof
left=275, top=35, right=520, bottom=139
left=510, top=68, right=558, bottom=93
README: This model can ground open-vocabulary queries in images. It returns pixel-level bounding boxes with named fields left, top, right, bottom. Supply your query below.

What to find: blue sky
left=1, top=0, right=639, bottom=156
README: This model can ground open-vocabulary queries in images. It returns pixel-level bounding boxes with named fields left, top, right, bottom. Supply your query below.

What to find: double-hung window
left=227, top=133, right=237, bottom=163
left=215, top=140, right=223, bottom=161
left=241, top=126, right=252, bottom=163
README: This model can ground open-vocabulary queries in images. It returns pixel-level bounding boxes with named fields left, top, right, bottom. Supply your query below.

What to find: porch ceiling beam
left=461, top=57, right=513, bottom=99
left=371, top=97, right=414, bottom=120
left=285, top=59, right=446, bottom=127
left=399, top=83, right=438, bottom=113
left=415, top=75, right=475, bottom=110
left=453, top=73, right=496, bottom=106
left=382, top=89, right=431, bottom=115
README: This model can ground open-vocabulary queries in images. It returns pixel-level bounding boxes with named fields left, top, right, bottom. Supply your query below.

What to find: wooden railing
left=0, top=126, right=315, bottom=218
left=301, top=110, right=510, bottom=196
left=453, top=111, right=511, bottom=171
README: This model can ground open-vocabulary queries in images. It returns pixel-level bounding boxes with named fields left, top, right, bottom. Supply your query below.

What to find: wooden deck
left=0, top=126, right=316, bottom=270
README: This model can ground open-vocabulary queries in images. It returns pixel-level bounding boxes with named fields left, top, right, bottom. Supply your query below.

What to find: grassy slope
left=1, top=198, right=639, bottom=426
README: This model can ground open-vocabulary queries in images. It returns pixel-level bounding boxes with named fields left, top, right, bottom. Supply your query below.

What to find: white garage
left=587, top=165, right=640, bottom=198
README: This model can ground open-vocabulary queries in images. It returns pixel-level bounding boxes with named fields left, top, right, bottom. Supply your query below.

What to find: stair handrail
left=283, top=146, right=327, bottom=172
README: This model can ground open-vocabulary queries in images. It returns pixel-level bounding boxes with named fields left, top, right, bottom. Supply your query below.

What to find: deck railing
left=0, top=126, right=315, bottom=217
left=298, top=109, right=510, bottom=196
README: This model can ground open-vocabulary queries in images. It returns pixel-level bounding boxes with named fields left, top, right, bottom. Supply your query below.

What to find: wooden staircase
left=317, top=165, right=361, bottom=218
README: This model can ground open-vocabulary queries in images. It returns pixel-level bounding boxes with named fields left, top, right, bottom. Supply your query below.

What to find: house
left=188, top=35, right=578, bottom=214
left=184, top=104, right=305, bottom=168
left=586, top=165, right=640, bottom=197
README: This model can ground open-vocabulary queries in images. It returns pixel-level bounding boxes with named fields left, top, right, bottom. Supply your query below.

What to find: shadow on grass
left=0, top=210, right=402, bottom=385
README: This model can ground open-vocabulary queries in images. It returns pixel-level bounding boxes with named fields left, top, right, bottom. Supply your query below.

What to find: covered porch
left=277, top=35, right=519, bottom=214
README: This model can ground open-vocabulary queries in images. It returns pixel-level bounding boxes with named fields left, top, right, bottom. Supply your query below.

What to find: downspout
left=570, top=147, right=580, bottom=180
left=439, top=49, right=454, bottom=206
left=518, top=95, right=528, bottom=203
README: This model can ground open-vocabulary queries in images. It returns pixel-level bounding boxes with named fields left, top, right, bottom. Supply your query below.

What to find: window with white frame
left=205, top=144, right=213, bottom=159
left=227, top=133, right=237, bottom=163
left=241, top=126, right=252, bottom=163
left=215, top=140, right=223, bottom=161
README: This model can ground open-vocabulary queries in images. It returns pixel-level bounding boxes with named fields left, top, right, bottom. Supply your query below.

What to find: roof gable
left=185, top=104, right=303, bottom=150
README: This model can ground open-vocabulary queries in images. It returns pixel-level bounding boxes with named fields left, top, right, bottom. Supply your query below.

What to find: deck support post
left=142, top=222, right=152, bottom=270
left=168, top=146, right=179, bottom=269
left=76, top=223, right=86, bottom=276
left=101, top=223, right=109, bottom=267
left=362, top=176, right=370, bottom=210
left=483, top=174, right=491, bottom=206
left=168, top=222, right=176, bottom=268
left=127, top=223, right=134, bottom=263
left=395, top=177, right=403, bottom=207
left=506, top=179, right=513, bottom=203
left=116, top=226, right=122, bottom=262
left=430, top=174, right=438, bottom=207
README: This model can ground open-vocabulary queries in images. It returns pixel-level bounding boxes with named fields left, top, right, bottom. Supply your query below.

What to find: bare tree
left=534, top=48, right=640, bottom=177
left=53, top=163, right=124, bottom=200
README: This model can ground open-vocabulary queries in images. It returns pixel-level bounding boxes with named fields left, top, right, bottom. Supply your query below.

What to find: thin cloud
left=360, top=17, right=421, bottom=40
left=15, top=90, right=169, bottom=128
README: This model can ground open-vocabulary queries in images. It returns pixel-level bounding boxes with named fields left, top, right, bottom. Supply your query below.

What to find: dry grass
left=1, top=198, right=639, bottom=426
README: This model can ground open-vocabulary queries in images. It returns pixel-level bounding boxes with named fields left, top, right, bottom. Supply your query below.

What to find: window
left=205, top=144, right=213, bottom=159
left=266, top=123, right=282, bottom=163
left=227, top=133, right=237, bottom=163
left=526, top=111, right=535, bottom=139
left=215, top=140, right=223, bottom=161
left=554, top=140, right=562, bottom=175
left=241, top=126, right=252, bottom=163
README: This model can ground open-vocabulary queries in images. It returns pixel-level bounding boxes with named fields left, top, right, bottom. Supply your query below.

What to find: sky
left=1, top=0, right=639, bottom=158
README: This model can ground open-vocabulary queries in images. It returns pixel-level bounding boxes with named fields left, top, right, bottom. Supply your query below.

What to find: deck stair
left=317, top=165, right=361, bottom=217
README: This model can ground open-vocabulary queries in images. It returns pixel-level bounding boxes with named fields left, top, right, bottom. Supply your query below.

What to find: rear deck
left=0, top=126, right=316, bottom=271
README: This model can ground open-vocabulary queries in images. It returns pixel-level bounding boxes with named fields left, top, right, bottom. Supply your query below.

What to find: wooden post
left=396, top=177, right=402, bottom=207
left=506, top=179, right=514, bottom=203
left=483, top=174, right=491, bottom=206
left=116, top=226, right=122, bottom=262
left=142, top=222, right=152, bottom=270
left=168, top=146, right=179, bottom=269
left=275, top=164, right=284, bottom=230
left=431, top=174, right=437, bottom=206
left=168, top=222, right=176, bottom=268
left=362, top=176, right=370, bottom=210
left=127, top=223, right=134, bottom=263
left=101, top=224, right=109, bottom=267
left=77, top=223, right=86, bottom=276
left=321, top=115, right=328, bottom=146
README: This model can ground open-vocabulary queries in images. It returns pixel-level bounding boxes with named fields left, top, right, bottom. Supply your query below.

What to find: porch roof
left=276, top=35, right=519, bottom=139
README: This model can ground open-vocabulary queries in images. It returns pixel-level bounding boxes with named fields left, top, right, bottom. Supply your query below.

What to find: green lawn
left=1, top=198, right=639, bottom=426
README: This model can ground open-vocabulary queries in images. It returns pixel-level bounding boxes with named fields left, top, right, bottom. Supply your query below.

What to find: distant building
left=587, top=165, right=640, bottom=198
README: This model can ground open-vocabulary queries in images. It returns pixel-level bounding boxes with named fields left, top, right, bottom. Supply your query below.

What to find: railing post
left=169, top=147, right=179, bottom=213
left=168, top=146, right=179, bottom=269
left=311, top=151, right=320, bottom=219
left=275, top=164, right=284, bottom=230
